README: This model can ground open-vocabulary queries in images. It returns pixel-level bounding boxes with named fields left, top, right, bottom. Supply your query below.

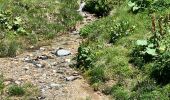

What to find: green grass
left=77, top=0, right=170, bottom=99
left=0, top=0, right=82, bottom=57
left=0, top=76, right=40, bottom=99
left=8, top=85, right=25, bottom=96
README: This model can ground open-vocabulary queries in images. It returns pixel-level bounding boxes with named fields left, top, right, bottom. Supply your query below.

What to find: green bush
left=151, top=51, right=170, bottom=85
left=130, top=79, right=169, bottom=99
left=130, top=39, right=157, bottom=68
left=77, top=45, right=94, bottom=70
left=128, top=0, right=151, bottom=13
left=0, top=75, right=4, bottom=93
left=128, top=0, right=170, bottom=13
left=110, top=20, right=135, bottom=43
left=111, top=85, right=130, bottom=100
left=89, top=67, right=106, bottom=84
left=0, top=40, right=19, bottom=57
left=84, top=0, right=114, bottom=16
left=8, top=85, right=25, bottom=96
left=0, top=0, right=82, bottom=57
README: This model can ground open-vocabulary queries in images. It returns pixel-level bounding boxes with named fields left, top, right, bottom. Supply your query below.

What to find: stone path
left=0, top=11, right=110, bottom=100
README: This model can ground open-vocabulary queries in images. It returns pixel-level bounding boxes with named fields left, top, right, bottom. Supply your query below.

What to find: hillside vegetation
left=0, top=0, right=82, bottom=99
left=77, top=0, right=170, bottom=99
left=0, top=0, right=170, bottom=99
left=0, top=0, right=82, bottom=57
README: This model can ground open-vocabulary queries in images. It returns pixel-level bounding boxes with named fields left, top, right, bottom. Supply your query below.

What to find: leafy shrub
left=111, top=85, right=130, bottom=100
left=77, top=45, right=94, bottom=70
left=0, top=75, right=4, bottom=93
left=128, top=0, right=170, bottom=13
left=0, top=40, right=19, bottom=57
left=84, top=0, right=114, bottom=16
left=80, top=17, right=135, bottom=44
left=89, top=67, right=106, bottom=84
left=130, top=79, right=169, bottom=99
left=8, top=85, right=25, bottom=96
left=149, top=0, right=170, bottom=12
left=0, top=0, right=82, bottom=57
left=110, top=20, right=135, bottom=43
left=128, top=0, right=151, bottom=13
left=151, top=51, right=170, bottom=85
left=79, top=16, right=115, bottom=39
left=130, top=39, right=157, bottom=68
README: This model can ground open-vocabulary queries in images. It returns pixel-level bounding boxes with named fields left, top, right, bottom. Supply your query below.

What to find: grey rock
left=23, top=66, right=29, bottom=70
left=66, top=76, right=78, bottom=81
left=24, top=57, right=32, bottom=63
left=35, top=63, right=45, bottom=68
left=40, top=47, right=46, bottom=51
left=51, top=62, right=57, bottom=66
left=15, top=80, right=21, bottom=85
left=72, top=72, right=79, bottom=76
left=49, top=83, right=61, bottom=90
left=56, top=49, right=71, bottom=57
left=70, top=31, right=79, bottom=35
left=38, top=55, right=48, bottom=60
left=4, top=81, right=11, bottom=86
left=37, top=96, right=46, bottom=100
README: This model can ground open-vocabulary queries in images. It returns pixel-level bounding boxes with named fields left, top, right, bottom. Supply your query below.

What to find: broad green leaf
left=146, top=48, right=157, bottom=56
left=128, top=1, right=135, bottom=7
left=148, top=43, right=154, bottom=48
left=159, top=45, right=166, bottom=52
left=133, top=6, right=140, bottom=11
left=136, top=40, right=148, bottom=46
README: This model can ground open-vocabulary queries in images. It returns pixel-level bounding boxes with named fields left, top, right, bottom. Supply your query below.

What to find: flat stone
left=72, top=72, right=79, bottom=76
left=35, top=63, right=45, bottom=68
left=56, top=49, right=71, bottom=57
left=23, top=66, right=29, bottom=70
left=70, top=31, right=79, bottom=35
left=40, top=47, right=46, bottom=51
left=38, top=55, right=48, bottom=60
left=4, top=81, right=11, bottom=86
left=15, top=80, right=21, bottom=85
left=49, top=83, right=61, bottom=90
left=66, top=76, right=78, bottom=81
left=65, top=59, right=71, bottom=63
left=24, top=57, right=32, bottom=63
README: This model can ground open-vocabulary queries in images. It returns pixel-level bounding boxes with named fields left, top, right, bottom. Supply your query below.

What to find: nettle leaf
left=148, top=43, right=154, bottom=48
left=133, top=6, right=140, bottom=11
left=136, top=40, right=148, bottom=46
left=146, top=48, right=157, bottom=56
left=159, top=45, right=166, bottom=52
left=168, top=29, right=170, bottom=33
left=128, top=1, right=136, bottom=7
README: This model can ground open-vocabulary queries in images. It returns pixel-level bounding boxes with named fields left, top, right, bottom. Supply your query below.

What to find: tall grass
left=77, top=0, right=170, bottom=99
left=0, top=0, right=82, bottom=57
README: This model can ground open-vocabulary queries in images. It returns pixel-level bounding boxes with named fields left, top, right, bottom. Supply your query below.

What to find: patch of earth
left=0, top=11, right=111, bottom=100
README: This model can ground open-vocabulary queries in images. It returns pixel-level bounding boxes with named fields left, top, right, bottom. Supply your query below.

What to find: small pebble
left=35, top=63, right=45, bottom=68
left=56, top=49, right=71, bottom=57
left=49, top=83, right=61, bottom=90
left=15, top=80, right=21, bottom=85
left=66, top=76, right=78, bottom=81
left=40, top=47, right=46, bottom=51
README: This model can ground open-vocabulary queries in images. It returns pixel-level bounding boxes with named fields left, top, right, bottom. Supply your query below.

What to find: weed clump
left=8, top=85, right=25, bottom=96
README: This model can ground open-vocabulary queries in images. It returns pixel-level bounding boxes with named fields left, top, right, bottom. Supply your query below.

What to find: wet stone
left=35, top=63, right=45, bottom=68
left=66, top=76, right=78, bottom=81
left=56, top=49, right=71, bottom=57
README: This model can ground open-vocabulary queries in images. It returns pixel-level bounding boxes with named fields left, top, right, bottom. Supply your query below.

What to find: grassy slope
left=0, top=0, right=82, bottom=57
left=78, top=1, right=170, bottom=99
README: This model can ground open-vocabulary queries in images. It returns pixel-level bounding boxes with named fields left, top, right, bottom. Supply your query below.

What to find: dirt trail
left=0, top=11, right=110, bottom=100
